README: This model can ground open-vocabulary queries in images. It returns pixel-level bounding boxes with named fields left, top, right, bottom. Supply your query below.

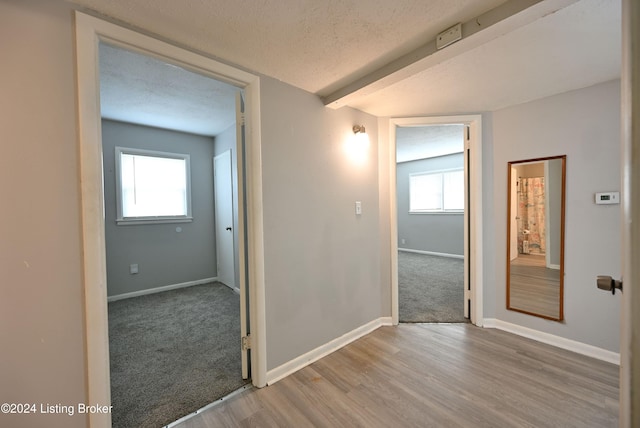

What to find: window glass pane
left=443, top=170, right=465, bottom=210
left=120, top=153, right=187, bottom=218
left=410, top=173, right=442, bottom=211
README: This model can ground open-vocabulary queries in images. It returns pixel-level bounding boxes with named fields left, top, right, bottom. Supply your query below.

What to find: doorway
left=75, top=12, right=267, bottom=428
left=395, top=124, right=466, bottom=322
left=389, top=115, right=483, bottom=326
left=99, top=43, right=248, bottom=426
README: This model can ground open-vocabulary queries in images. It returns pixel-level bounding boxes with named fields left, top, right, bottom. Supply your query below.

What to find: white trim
left=548, top=264, right=560, bottom=270
left=106, top=277, right=218, bottom=302
left=389, top=115, right=483, bottom=326
left=266, top=317, right=393, bottom=385
left=74, top=13, right=266, bottom=427
left=483, top=319, right=620, bottom=365
left=398, top=248, right=464, bottom=259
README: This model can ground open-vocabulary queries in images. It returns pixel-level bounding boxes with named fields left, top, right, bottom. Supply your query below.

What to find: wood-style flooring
left=173, top=324, right=619, bottom=428
left=510, top=254, right=561, bottom=319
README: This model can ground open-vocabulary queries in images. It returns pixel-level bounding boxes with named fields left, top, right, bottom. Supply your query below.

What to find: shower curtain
left=518, top=177, right=546, bottom=254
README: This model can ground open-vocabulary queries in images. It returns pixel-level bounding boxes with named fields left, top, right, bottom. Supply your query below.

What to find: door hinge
left=241, top=334, right=251, bottom=351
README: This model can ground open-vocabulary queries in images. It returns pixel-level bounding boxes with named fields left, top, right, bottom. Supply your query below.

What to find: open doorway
left=395, top=124, right=466, bottom=323
left=389, top=115, right=483, bottom=326
left=99, top=43, right=249, bottom=427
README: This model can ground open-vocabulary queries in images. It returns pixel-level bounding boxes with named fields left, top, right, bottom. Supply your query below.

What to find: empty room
left=3, top=1, right=638, bottom=428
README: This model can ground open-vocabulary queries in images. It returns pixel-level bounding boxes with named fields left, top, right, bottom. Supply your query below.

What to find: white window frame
left=409, top=168, right=464, bottom=214
left=115, top=146, right=193, bottom=225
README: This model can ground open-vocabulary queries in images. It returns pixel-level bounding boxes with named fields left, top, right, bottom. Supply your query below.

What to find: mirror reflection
left=507, top=156, right=565, bottom=321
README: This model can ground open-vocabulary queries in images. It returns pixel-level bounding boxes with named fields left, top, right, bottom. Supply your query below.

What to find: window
left=115, top=147, right=192, bottom=224
left=409, top=169, right=464, bottom=213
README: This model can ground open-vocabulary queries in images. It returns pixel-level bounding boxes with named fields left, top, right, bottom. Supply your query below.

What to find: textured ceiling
left=396, top=125, right=465, bottom=163
left=73, top=0, right=621, bottom=137
left=72, top=0, right=507, bottom=95
left=350, top=0, right=621, bottom=116
left=99, top=43, right=239, bottom=136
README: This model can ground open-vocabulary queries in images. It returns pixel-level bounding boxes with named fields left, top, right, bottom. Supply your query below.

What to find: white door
left=213, top=150, right=235, bottom=290
left=463, top=126, right=470, bottom=319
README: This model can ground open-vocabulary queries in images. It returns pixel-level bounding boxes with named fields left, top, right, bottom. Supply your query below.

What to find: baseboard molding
left=483, top=318, right=620, bottom=365
left=107, top=277, right=218, bottom=302
left=266, top=317, right=393, bottom=385
left=398, top=248, right=464, bottom=259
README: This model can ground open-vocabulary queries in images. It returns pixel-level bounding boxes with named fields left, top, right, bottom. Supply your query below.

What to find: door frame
left=74, top=12, right=267, bottom=428
left=620, top=0, right=639, bottom=425
left=389, top=115, right=483, bottom=325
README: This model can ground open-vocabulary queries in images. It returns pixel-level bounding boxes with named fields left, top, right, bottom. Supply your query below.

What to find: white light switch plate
left=355, top=201, right=362, bottom=215
left=595, top=192, right=620, bottom=205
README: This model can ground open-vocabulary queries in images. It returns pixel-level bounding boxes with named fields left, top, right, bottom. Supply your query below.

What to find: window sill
left=408, top=211, right=464, bottom=215
left=116, top=217, right=193, bottom=226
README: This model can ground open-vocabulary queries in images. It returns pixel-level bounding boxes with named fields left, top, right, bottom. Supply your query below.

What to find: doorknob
left=226, top=227, right=232, bottom=231
left=597, top=275, right=623, bottom=295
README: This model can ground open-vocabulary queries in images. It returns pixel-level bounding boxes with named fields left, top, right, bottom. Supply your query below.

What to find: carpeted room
left=395, top=125, right=467, bottom=324
left=101, top=106, right=248, bottom=426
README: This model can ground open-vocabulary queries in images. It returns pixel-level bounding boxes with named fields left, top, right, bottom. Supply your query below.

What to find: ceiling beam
left=322, top=0, right=579, bottom=109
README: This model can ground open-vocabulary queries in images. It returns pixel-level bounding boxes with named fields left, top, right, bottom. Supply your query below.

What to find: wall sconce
left=346, top=124, right=370, bottom=165
left=353, top=125, right=366, bottom=135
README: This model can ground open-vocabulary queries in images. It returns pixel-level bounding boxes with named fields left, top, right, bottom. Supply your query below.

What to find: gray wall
left=487, top=80, right=621, bottom=352
left=260, top=77, right=382, bottom=370
left=102, top=120, right=217, bottom=297
left=396, top=153, right=464, bottom=255
left=1, top=1, right=88, bottom=426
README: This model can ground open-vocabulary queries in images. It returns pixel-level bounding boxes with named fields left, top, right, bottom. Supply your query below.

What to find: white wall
left=488, top=80, right=622, bottom=352
left=259, top=77, right=382, bottom=370
left=0, top=1, right=88, bottom=427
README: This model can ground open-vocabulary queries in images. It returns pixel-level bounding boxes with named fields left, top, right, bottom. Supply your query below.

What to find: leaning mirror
left=507, top=156, right=566, bottom=321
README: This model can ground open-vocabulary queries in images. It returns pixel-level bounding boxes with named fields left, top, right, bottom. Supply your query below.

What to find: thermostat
left=595, top=192, right=620, bottom=205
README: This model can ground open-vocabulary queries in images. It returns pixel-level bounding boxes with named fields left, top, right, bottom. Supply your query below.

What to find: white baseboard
left=266, top=317, right=393, bottom=385
left=398, top=248, right=464, bottom=259
left=107, top=277, right=218, bottom=302
left=483, top=318, right=620, bottom=365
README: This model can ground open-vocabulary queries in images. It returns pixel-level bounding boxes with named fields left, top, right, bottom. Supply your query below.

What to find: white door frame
left=74, top=12, right=267, bottom=428
left=389, top=115, right=483, bottom=326
left=620, top=0, right=638, bottom=425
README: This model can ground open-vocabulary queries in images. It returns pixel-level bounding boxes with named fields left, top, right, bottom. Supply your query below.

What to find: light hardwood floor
left=174, top=324, right=618, bottom=428
left=510, top=254, right=561, bottom=319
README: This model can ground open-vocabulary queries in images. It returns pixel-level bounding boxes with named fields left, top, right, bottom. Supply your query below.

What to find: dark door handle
left=226, top=227, right=232, bottom=231
left=597, top=275, right=623, bottom=294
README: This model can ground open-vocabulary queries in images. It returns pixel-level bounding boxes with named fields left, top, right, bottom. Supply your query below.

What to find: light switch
left=130, top=264, right=139, bottom=274
left=355, top=201, right=362, bottom=215
left=595, top=192, right=620, bottom=205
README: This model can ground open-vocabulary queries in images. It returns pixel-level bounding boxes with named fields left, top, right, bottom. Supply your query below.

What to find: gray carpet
left=108, top=282, right=249, bottom=428
left=398, top=251, right=466, bottom=323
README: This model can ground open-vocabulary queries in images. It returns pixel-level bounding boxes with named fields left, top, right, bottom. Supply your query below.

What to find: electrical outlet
left=401, top=239, right=406, bottom=245
left=130, top=264, right=139, bottom=274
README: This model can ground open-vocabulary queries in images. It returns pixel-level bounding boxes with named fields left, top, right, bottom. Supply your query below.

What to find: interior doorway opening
left=389, top=115, right=483, bottom=326
left=395, top=124, right=467, bottom=323
left=99, top=42, right=250, bottom=427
